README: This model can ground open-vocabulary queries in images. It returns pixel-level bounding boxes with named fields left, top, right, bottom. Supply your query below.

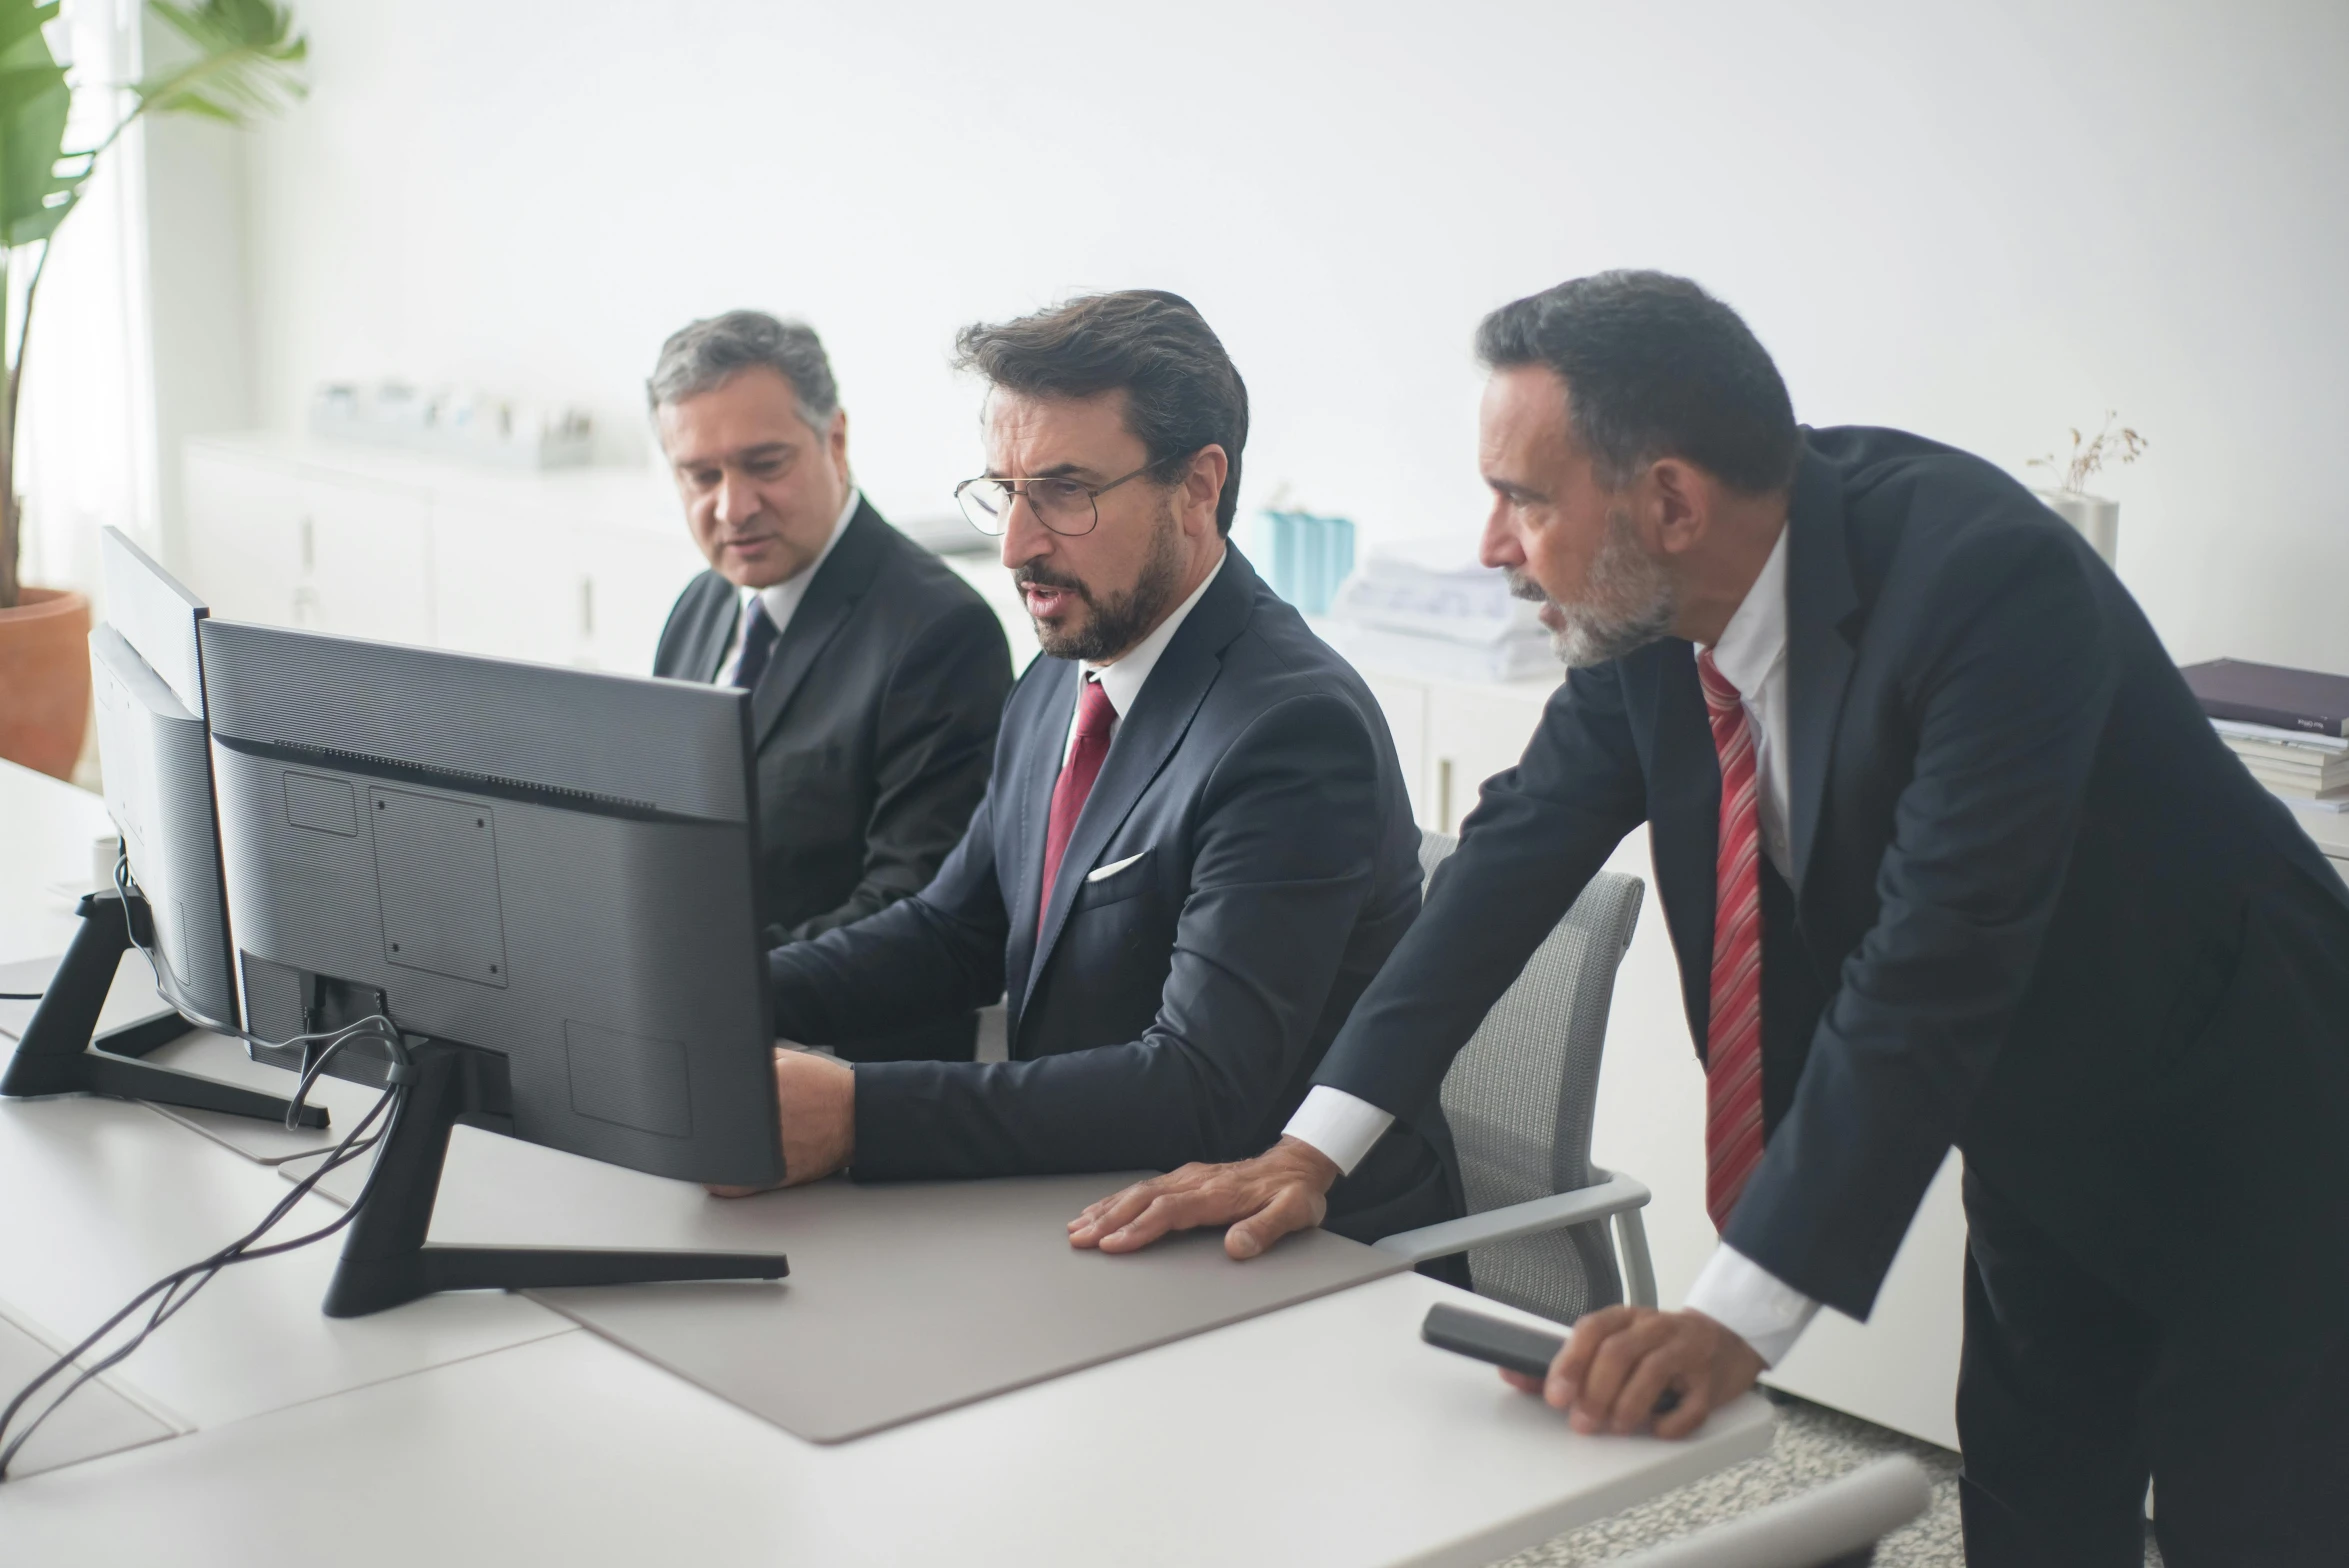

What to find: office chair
left=1374, top=830, right=1658, bottom=1322
left=1606, top=1456, right=1933, bottom=1567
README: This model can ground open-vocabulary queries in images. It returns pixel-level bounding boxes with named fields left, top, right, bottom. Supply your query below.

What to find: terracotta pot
left=0, top=586, right=93, bottom=780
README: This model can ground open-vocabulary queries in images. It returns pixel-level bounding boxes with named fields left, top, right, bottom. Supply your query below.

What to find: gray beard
left=1030, top=500, right=1187, bottom=663
left=1508, top=507, right=1677, bottom=669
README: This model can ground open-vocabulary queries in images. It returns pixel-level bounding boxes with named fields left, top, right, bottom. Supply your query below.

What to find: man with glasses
left=719, top=290, right=1458, bottom=1255
left=650, top=310, right=1013, bottom=1062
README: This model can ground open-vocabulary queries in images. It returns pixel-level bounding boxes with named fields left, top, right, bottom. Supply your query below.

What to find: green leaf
left=136, top=0, right=308, bottom=127
left=0, top=2, right=79, bottom=249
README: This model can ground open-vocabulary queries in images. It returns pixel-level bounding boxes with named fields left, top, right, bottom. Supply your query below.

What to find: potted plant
left=2027, top=412, right=2146, bottom=568
left=0, top=0, right=304, bottom=778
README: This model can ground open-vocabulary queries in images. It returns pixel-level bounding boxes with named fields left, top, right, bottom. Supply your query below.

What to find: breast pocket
left=1070, top=847, right=1155, bottom=912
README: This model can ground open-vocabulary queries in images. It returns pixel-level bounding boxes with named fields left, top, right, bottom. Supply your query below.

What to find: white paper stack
left=2213, top=718, right=2349, bottom=810
left=1327, top=549, right=1557, bottom=683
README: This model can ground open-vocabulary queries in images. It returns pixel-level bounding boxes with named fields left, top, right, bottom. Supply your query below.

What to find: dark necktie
left=732, top=596, right=779, bottom=691
left=1697, top=649, right=1766, bottom=1231
left=1038, top=677, right=1117, bottom=927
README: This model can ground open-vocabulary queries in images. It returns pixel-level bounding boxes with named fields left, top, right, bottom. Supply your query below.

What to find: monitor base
left=0, top=890, right=326, bottom=1128
left=322, top=1038, right=789, bottom=1318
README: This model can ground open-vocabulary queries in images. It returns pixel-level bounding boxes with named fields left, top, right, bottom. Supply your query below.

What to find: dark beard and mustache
left=1014, top=498, right=1188, bottom=663
left=1506, top=504, right=1678, bottom=668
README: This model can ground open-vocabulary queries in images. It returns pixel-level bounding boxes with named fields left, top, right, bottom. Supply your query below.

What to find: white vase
left=2037, top=490, right=2119, bottom=566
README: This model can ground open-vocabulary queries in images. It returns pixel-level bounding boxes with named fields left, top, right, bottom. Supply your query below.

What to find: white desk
left=0, top=757, right=1774, bottom=1565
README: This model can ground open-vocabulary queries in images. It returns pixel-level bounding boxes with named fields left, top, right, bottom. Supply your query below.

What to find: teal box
left=1249, top=509, right=1355, bottom=616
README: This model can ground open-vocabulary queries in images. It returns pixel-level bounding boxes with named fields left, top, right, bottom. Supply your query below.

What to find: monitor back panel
left=90, top=624, right=238, bottom=1025
left=198, top=618, right=782, bottom=1189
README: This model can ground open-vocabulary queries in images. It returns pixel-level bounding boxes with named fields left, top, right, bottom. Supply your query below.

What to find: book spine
left=2197, top=698, right=2349, bottom=737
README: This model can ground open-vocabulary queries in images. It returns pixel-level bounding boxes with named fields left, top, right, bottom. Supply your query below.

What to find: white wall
left=205, top=0, right=2347, bottom=1330
left=231, top=0, right=2349, bottom=668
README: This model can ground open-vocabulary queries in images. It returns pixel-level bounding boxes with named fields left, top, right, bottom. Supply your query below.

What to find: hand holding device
left=1423, top=1302, right=1758, bottom=1440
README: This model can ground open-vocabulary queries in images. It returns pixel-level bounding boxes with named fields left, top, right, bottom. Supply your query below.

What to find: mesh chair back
left=1420, top=829, right=1645, bottom=1325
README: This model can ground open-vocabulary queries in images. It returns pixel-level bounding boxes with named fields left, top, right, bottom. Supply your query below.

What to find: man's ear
left=1181, top=445, right=1230, bottom=537
left=1648, top=458, right=1709, bottom=557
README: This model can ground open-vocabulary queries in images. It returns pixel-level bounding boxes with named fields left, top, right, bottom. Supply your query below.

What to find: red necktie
left=1697, top=650, right=1766, bottom=1232
left=1039, top=677, right=1117, bottom=927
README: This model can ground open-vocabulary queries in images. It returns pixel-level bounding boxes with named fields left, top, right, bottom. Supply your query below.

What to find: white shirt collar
left=737, top=484, right=862, bottom=626
left=1703, top=519, right=1789, bottom=698
left=1085, top=546, right=1227, bottom=720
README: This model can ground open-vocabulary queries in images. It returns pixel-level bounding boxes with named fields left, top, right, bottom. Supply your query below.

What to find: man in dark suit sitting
left=1071, top=272, right=2349, bottom=1565
left=724, top=290, right=1455, bottom=1249
left=649, top=311, right=1012, bottom=1060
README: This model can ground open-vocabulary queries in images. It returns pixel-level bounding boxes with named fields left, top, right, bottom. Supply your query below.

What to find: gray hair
left=646, top=310, right=840, bottom=429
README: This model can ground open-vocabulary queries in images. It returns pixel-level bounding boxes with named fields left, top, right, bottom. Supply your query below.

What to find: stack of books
left=2181, top=659, right=2349, bottom=812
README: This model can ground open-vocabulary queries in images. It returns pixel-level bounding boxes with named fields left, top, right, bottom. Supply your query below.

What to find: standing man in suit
left=650, top=311, right=1012, bottom=1061
left=722, top=291, right=1456, bottom=1251
left=1071, top=273, right=2349, bottom=1565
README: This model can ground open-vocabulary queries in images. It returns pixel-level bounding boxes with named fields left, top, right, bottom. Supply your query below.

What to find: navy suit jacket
left=1314, top=427, right=2349, bottom=1338
left=767, top=546, right=1454, bottom=1237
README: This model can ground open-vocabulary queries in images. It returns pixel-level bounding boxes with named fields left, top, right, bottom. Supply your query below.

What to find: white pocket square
left=1085, top=851, right=1148, bottom=883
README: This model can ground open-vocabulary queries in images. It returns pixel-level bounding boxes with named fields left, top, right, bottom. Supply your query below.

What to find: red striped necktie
left=1039, top=677, right=1117, bottom=928
left=1697, top=649, right=1767, bottom=1233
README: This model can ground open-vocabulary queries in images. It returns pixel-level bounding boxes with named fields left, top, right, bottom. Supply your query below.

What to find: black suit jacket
left=653, top=499, right=1012, bottom=950
left=766, top=546, right=1455, bottom=1239
left=1314, top=427, right=2349, bottom=1339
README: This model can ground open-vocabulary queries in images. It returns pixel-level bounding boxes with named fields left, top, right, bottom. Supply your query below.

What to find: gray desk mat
left=285, top=1125, right=1409, bottom=1443
left=0, top=1300, right=182, bottom=1478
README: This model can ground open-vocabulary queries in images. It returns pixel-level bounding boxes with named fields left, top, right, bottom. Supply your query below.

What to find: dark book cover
left=2181, top=658, right=2349, bottom=737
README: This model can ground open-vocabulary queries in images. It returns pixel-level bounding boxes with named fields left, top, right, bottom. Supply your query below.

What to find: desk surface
left=0, top=755, right=1775, bottom=1565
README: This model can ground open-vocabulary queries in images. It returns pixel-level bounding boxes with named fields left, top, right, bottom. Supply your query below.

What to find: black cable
left=0, top=993, right=41, bottom=1000
left=0, top=859, right=423, bottom=1480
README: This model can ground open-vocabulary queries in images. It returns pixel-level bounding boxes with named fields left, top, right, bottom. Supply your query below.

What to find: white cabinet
left=184, top=444, right=434, bottom=642
left=184, top=436, right=700, bottom=677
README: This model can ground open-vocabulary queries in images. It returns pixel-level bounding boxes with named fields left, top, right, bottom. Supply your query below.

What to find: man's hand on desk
left=1067, top=1136, right=1339, bottom=1259
left=1501, top=1306, right=1764, bottom=1441
left=707, top=1048, right=854, bottom=1196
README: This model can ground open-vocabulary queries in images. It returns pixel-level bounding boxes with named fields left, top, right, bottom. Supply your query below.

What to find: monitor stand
left=0, top=889, right=324, bottom=1127
left=321, top=1038, right=790, bottom=1318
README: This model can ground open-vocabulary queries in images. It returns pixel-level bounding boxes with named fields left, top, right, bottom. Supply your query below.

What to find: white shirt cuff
left=1282, top=1086, right=1394, bottom=1177
left=1684, top=1243, right=1821, bottom=1367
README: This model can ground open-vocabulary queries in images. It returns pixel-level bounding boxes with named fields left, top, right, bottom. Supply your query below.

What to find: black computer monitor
left=1, top=529, right=317, bottom=1127
left=196, top=617, right=788, bottom=1316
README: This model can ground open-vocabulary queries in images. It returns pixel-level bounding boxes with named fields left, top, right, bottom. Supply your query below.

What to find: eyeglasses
left=953, top=461, right=1163, bottom=538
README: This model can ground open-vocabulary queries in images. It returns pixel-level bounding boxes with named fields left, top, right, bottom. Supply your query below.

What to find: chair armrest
left=1371, top=1168, right=1651, bottom=1265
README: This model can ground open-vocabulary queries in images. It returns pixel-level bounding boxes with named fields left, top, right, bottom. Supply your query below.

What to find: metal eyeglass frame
left=953, top=460, right=1165, bottom=538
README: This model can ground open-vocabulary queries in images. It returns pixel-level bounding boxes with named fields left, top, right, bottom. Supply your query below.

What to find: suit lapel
left=748, top=502, right=889, bottom=750
left=1643, top=646, right=1724, bottom=1060
left=1017, top=548, right=1256, bottom=1011
left=688, top=580, right=736, bottom=683
left=1784, top=442, right=1862, bottom=896
left=1003, top=662, right=1082, bottom=1024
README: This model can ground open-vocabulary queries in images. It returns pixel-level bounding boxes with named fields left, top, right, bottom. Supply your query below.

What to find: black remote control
left=1420, top=1303, right=1684, bottom=1416
left=1421, top=1302, right=1565, bottom=1377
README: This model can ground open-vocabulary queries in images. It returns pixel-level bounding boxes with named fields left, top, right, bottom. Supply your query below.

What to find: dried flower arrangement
left=2029, top=412, right=2147, bottom=497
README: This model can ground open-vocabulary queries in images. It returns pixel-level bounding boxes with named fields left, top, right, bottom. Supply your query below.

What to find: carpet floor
left=1490, top=1390, right=2165, bottom=1565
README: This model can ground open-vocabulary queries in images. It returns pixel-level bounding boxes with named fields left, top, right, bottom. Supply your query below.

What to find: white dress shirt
left=1284, top=522, right=1822, bottom=1366
left=711, top=486, right=862, bottom=685
left=1058, top=548, right=1226, bottom=761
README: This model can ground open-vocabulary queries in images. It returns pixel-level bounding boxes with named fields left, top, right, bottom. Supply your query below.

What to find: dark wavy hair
left=1477, top=271, right=1799, bottom=494
left=954, top=290, right=1250, bottom=535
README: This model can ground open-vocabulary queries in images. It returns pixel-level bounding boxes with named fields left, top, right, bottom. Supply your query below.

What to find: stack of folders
left=2210, top=720, right=2349, bottom=807
left=2180, top=658, right=2349, bottom=813
left=1328, top=549, right=1557, bottom=682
